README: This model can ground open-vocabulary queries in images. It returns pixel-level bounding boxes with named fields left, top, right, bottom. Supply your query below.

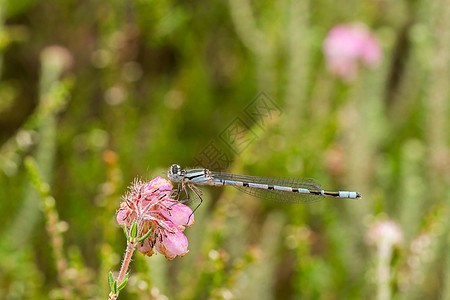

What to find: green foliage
left=1, top=0, right=450, bottom=299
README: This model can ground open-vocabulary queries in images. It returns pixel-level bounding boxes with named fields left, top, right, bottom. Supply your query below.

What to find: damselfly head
left=168, top=164, right=183, bottom=182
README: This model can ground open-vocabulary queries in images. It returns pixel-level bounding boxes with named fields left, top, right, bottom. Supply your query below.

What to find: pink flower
left=116, top=176, right=194, bottom=260
left=323, top=23, right=382, bottom=81
left=366, top=220, right=403, bottom=247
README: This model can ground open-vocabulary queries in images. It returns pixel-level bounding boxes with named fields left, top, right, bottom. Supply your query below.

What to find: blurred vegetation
left=0, top=0, right=449, bottom=299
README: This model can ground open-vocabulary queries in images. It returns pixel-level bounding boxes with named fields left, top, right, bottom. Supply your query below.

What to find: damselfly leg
left=168, top=179, right=204, bottom=224
left=186, top=183, right=204, bottom=215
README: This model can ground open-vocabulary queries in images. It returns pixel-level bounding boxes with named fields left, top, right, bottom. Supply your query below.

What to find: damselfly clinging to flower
left=167, top=164, right=361, bottom=209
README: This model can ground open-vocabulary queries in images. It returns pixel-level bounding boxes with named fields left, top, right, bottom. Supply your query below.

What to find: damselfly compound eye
left=171, top=164, right=181, bottom=175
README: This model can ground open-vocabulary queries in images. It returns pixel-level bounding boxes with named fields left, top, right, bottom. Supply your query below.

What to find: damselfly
left=167, top=164, right=361, bottom=208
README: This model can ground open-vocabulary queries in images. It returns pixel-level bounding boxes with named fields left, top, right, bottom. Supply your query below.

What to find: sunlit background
left=1, top=0, right=449, bottom=299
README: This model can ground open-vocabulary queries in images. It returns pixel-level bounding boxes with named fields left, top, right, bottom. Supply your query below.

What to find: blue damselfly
left=167, top=164, right=361, bottom=208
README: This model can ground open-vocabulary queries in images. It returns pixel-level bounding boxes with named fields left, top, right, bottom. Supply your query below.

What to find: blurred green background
left=1, top=0, right=449, bottom=299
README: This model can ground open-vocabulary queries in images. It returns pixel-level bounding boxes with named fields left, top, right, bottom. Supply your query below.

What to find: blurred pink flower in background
left=366, top=219, right=403, bottom=300
left=117, top=176, right=194, bottom=260
left=366, top=220, right=403, bottom=247
left=323, top=23, right=382, bottom=81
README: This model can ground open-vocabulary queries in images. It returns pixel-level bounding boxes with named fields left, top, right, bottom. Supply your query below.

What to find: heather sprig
left=108, top=176, right=194, bottom=299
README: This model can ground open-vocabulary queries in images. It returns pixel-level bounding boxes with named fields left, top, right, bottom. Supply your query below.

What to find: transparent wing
left=211, top=172, right=323, bottom=204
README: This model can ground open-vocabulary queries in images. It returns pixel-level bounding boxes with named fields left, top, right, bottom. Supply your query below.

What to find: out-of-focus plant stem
left=228, top=0, right=276, bottom=95
left=399, top=206, right=447, bottom=300
left=284, top=0, right=309, bottom=133
left=0, top=2, right=4, bottom=77
left=8, top=47, right=72, bottom=244
left=426, top=0, right=450, bottom=200
left=234, top=212, right=285, bottom=299
left=398, top=140, right=426, bottom=240
left=375, top=239, right=394, bottom=300
left=24, top=156, right=72, bottom=300
left=426, top=0, right=450, bottom=299
left=98, top=150, right=123, bottom=294
left=341, top=64, right=388, bottom=272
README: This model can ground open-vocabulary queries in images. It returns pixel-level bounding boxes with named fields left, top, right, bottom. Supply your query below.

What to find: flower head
left=366, top=220, right=403, bottom=248
left=323, top=23, right=382, bottom=81
left=117, top=176, right=194, bottom=260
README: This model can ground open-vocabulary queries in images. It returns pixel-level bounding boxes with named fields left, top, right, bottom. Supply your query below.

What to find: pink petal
left=160, top=202, right=194, bottom=227
left=155, top=225, right=189, bottom=260
left=116, top=203, right=132, bottom=226
left=116, top=210, right=128, bottom=225
left=137, top=238, right=155, bottom=257
left=148, top=176, right=173, bottom=193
